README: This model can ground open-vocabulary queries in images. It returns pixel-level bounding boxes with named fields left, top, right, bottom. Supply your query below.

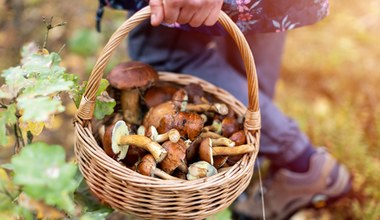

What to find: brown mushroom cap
left=144, top=84, right=178, bottom=108
left=221, top=116, right=241, bottom=138
left=107, top=61, right=159, bottom=90
left=137, top=154, right=156, bottom=176
left=159, top=139, right=187, bottom=174
left=199, top=138, right=213, bottom=165
left=157, top=111, right=204, bottom=141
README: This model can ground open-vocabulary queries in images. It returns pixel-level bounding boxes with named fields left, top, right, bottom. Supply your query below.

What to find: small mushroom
left=171, top=88, right=189, bottom=112
left=143, top=84, right=178, bottom=108
left=143, top=89, right=188, bottom=129
left=143, top=101, right=177, bottom=129
left=159, top=139, right=188, bottom=174
left=221, top=116, right=241, bottom=138
left=186, top=136, right=203, bottom=163
left=202, top=119, right=222, bottom=134
left=186, top=161, right=217, bottom=180
left=227, top=130, right=247, bottom=166
left=209, top=137, right=235, bottom=168
left=157, top=111, right=204, bottom=141
left=183, top=83, right=206, bottom=104
left=147, top=126, right=180, bottom=143
left=104, top=120, right=167, bottom=162
left=199, top=137, right=253, bottom=165
left=137, top=154, right=179, bottom=180
left=107, top=61, right=159, bottom=125
left=185, top=103, right=229, bottom=115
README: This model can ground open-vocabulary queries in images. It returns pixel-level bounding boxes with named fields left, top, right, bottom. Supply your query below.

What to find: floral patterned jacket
left=96, top=0, right=329, bottom=35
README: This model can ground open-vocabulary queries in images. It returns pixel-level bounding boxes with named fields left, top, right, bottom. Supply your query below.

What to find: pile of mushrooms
left=99, top=61, right=254, bottom=180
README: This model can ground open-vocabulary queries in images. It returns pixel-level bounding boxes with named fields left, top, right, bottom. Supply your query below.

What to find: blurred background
left=0, top=0, right=379, bottom=219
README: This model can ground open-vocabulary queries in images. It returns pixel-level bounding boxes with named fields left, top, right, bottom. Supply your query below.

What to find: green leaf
left=1, top=67, right=31, bottom=98
left=96, top=79, right=109, bottom=96
left=11, top=142, right=79, bottom=214
left=20, top=42, right=39, bottom=64
left=21, top=77, right=73, bottom=98
left=206, top=208, right=232, bottom=220
left=21, top=52, right=65, bottom=78
left=0, top=104, right=17, bottom=146
left=80, top=208, right=112, bottom=220
left=94, top=91, right=116, bottom=120
left=17, top=96, right=65, bottom=122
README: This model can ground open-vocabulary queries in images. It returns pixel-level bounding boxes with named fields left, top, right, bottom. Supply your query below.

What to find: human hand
left=149, top=0, right=223, bottom=27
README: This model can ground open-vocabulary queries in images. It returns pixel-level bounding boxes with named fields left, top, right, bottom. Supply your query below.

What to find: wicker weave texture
left=74, top=6, right=261, bottom=220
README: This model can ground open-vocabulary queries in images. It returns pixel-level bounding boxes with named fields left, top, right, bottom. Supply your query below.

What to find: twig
left=13, top=123, right=25, bottom=154
left=41, top=16, right=67, bottom=50
left=57, top=43, right=66, bottom=55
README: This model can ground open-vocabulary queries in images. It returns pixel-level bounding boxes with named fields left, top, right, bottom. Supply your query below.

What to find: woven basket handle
left=75, top=6, right=261, bottom=132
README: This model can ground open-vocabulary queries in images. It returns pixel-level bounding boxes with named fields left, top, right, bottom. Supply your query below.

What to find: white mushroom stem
left=118, top=135, right=167, bottom=162
left=121, top=89, right=142, bottom=124
left=211, top=137, right=235, bottom=147
left=185, top=103, right=229, bottom=115
left=149, top=126, right=180, bottom=143
left=200, top=131, right=223, bottom=139
left=212, top=144, right=255, bottom=156
left=153, top=168, right=181, bottom=180
left=202, top=120, right=222, bottom=133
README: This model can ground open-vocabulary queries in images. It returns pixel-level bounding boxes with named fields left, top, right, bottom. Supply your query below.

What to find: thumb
left=150, top=0, right=164, bottom=26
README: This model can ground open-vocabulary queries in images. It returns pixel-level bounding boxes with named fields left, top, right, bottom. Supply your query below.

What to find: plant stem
left=13, top=123, right=25, bottom=154
left=42, top=16, right=67, bottom=50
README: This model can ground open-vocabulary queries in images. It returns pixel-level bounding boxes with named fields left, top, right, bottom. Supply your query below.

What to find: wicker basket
left=74, top=6, right=261, bottom=220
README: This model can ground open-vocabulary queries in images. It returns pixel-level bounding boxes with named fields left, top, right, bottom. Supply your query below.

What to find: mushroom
left=202, top=119, right=222, bottom=134
left=107, top=61, right=159, bottom=125
left=221, top=116, right=241, bottom=138
left=186, top=161, right=217, bottom=180
left=147, top=126, right=180, bottom=143
left=103, top=120, right=167, bottom=162
left=143, top=84, right=178, bottom=108
left=143, top=101, right=177, bottom=129
left=143, top=88, right=189, bottom=129
left=121, top=145, right=147, bottom=168
left=183, top=83, right=208, bottom=104
left=226, top=130, right=247, bottom=166
left=199, top=137, right=254, bottom=166
left=157, top=111, right=205, bottom=141
left=137, top=154, right=179, bottom=180
left=171, top=88, right=189, bottom=112
left=186, top=136, right=203, bottom=163
left=159, top=139, right=188, bottom=174
left=185, top=103, right=229, bottom=115
left=198, top=137, right=235, bottom=168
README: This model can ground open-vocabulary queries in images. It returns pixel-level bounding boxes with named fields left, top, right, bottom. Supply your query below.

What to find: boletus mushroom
left=186, top=161, right=217, bottom=180
left=159, top=139, right=188, bottom=174
left=147, top=126, right=180, bottom=143
left=137, top=154, right=179, bottom=180
left=199, top=137, right=254, bottom=166
left=143, top=88, right=189, bottom=129
left=104, top=120, right=167, bottom=162
left=143, top=84, right=178, bottom=108
left=227, top=130, right=247, bottom=166
left=157, top=111, right=205, bottom=141
left=107, top=61, right=159, bottom=125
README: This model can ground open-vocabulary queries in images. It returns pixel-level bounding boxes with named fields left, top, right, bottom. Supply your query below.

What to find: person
left=96, top=1, right=352, bottom=219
